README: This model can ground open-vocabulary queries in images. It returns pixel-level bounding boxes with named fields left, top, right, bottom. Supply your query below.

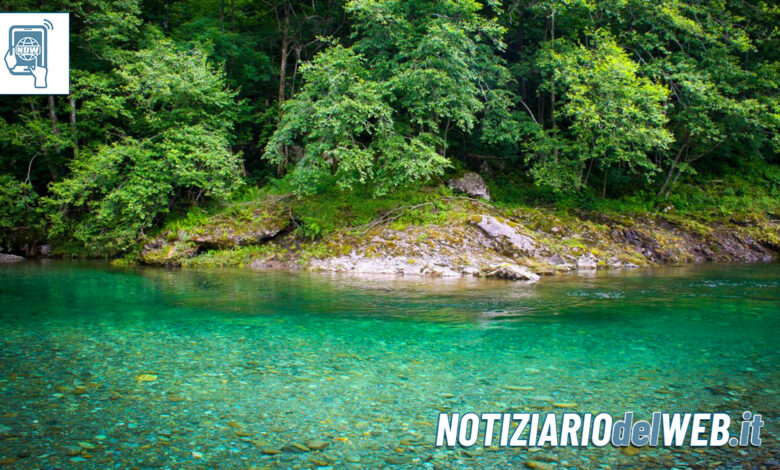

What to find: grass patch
left=182, top=245, right=277, bottom=268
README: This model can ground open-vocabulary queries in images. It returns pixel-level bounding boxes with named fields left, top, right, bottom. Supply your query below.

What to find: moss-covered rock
left=140, top=240, right=198, bottom=266
left=139, top=207, right=291, bottom=266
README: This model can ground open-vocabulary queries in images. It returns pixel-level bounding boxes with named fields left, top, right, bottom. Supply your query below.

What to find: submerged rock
left=525, top=460, right=554, bottom=470
left=308, top=456, right=330, bottom=466
left=481, top=263, right=540, bottom=282
left=0, top=424, right=13, bottom=437
left=621, top=445, right=641, bottom=456
left=135, top=373, right=158, bottom=383
left=305, top=440, right=330, bottom=451
left=448, top=172, right=491, bottom=200
left=281, top=443, right=309, bottom=453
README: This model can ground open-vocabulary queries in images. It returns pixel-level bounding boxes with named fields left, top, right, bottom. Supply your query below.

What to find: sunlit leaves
left=528, top=31, right=673, bottom=190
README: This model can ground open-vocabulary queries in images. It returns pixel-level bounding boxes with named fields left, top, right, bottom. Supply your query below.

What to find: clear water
left=0, top=261, right=778, bottom=469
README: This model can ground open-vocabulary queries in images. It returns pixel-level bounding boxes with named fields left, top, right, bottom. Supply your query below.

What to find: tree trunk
left=69, top=96, right=78, bottom=157
left=47, top=96, right=60, bottom=181
left=276, top=4, right=291, bottom=177
left=278, top=14, right=289, bottom=110
left=582, top=158, right=594, bottom=188
left=290, top=46, right=301, bottom=96
left=48, top=95, right=59, bottom=135
left=550, top=10, right=556, bottom=130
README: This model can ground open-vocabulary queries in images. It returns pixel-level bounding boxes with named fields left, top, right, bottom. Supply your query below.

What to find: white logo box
left=0, top=12, right=69, bottom=95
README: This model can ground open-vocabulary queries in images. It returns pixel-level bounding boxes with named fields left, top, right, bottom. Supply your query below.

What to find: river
left=0, top=261, right=778, bottom=468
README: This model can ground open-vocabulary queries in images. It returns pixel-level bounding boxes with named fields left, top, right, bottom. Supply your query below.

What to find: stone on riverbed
left=281, top=443, right=309, bottom=453
left=308, top=456, right=330, bottom=466
left=305, top=439, right=330, bottom=451
left=66, top=445, right=83, bottom=456
left=448, top=172, right=491, bottom=200
left=525, top=460, right=554, bottom=470
left=481, top=263, right=540, bottom=282
left=621, top=445, right=641, bottom=456
left=385, top=455, right=412, bottom=465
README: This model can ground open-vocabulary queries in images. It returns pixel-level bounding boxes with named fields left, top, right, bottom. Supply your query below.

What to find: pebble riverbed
left=0, top=261, right=778, bottom=469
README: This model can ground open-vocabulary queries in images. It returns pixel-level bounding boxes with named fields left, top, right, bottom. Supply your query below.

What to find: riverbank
left=131, top=179, right=779, bottom=282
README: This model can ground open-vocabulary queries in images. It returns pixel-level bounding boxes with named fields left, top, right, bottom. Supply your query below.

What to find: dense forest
left=1, top=0, right=779, bottom=256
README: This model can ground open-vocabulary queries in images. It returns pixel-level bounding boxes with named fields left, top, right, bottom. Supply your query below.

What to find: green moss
left=562, top=238, right=587, bottom=249
left=182, top=245, right=275, bottom=268
left=134, top=173, right=779, bottom=272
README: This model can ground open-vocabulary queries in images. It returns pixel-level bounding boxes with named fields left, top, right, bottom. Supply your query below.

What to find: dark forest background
left=1, top=0, right=778, bottom=254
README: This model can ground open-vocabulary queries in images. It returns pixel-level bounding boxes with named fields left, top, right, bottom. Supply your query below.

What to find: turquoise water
left=0, top=261, right=778, bottom=468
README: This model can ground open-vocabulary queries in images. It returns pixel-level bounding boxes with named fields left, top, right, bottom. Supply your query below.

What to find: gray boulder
left=471, top=214, right=538, bottom=255
left=576, top=253, right=598, bottom=269
left=481, top=263, right=540, bottom=282
left=448, top=172, right=491, bottom=200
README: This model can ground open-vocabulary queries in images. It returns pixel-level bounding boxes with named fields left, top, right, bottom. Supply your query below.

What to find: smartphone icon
left=9, top=25, right=46, bottom=75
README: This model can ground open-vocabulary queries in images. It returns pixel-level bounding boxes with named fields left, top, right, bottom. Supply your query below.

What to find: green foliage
left=0, top=0, right=778, bottom=256
left=265, top=0, right=517, bottom=195
left=46, top=39, right=242, bottom=255
left=264, top=45, right=445, bottom=195
left=527, top=31, right=673, bottom=190
left=287, top=185, right=454, bottom=238
left=0, top=175, right=41, bottom=251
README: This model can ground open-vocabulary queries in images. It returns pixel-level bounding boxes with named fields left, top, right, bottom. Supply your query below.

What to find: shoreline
left=134, top=197, right=779, bottom=283
left=7, top=197, right=778, bottom=283
left=4, top=256, right=778, bottom=283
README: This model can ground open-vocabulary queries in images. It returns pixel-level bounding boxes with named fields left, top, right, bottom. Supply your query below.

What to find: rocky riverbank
left=133, top=177, right=779, bottom=282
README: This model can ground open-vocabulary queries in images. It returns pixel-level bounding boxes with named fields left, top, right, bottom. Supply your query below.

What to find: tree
left=264, top=44, right=448, bottom=194
left=505, top=0, right=779, bottom=195
left=264, top=0, right=517, bottom=194
left=46, top=37, right=242, bottom=254
left=527, top=31, right=673, bottom=194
